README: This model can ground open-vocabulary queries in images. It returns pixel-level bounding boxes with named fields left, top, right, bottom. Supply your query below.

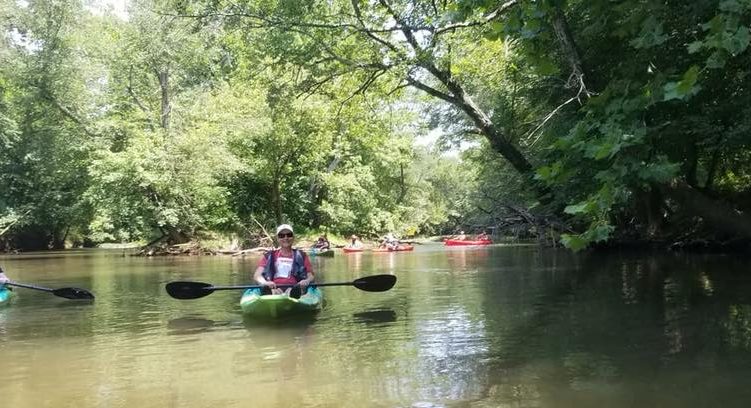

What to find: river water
left=1, top=245, right=750, bottom=407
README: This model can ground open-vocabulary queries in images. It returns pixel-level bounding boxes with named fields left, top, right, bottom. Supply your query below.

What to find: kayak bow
left=240, top=287, right=323, bottom=318
left=0, top=286, right=15, bottom=307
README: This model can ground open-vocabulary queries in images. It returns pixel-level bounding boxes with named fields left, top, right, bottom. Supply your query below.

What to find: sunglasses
left=277, top=232, right=294, bottom=238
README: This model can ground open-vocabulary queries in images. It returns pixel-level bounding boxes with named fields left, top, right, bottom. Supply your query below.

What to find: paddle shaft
left=6, top=281, right=55, bottom=293
left=210, top=281, right=355, bottom=291
left=5, top=281, right=95, bottom=300
left=166, top=274, right=396, bottom=299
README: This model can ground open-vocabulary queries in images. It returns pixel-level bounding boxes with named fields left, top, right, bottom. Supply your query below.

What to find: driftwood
left=138, top=241, right=218, bottom=256
left=231, top=247, right=270, bottom=257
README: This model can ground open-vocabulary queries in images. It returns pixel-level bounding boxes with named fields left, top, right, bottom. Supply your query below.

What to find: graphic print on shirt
left=274, top=256, right=294, bottom=279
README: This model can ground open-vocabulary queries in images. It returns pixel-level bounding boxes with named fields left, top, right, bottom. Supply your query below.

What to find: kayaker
left=254, top=224, right=315, bottom=298
left=380, top=233, right=399, bottom=250
left=312, top=234, right=330, bottom=250
left=455, top=231, right=467, bottom=241
left=348, top=235, right=363, bottom=249
left=477, top=231, right=490, bottom=241
left=0, top=266, right=9, bottom=284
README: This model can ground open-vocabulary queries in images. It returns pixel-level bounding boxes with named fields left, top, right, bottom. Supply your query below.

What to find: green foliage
left=531, top=0, right=751, bottom=249
left=3, top=0, right=750, bottom=252
left=87, top=125, right=238, bottom=242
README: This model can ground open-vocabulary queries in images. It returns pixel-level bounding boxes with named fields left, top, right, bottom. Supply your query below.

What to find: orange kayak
left=444, top=239, right=492, bottom=246
left=343, top=247, right=364, bottom=253
left=372, top=245, right=414, bottom=252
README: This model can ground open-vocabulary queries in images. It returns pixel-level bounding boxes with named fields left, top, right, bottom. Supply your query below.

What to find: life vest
left=261, top=249, right=308, bottom=282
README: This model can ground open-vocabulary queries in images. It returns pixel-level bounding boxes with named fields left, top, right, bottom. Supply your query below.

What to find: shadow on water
left=167, top=316, right=218, bottom=335
left=241, top=314, right=319, bottom=330
left=55, top=299, right=96, bottom=308
left=352, top=308, right=397, bottom=324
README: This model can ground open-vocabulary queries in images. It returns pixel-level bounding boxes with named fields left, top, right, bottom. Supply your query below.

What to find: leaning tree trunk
left=550, top=4, right=590, bottom=92
left=388, top=5, right=550, bottom=203
left=406, top=70, right=551, bottom=202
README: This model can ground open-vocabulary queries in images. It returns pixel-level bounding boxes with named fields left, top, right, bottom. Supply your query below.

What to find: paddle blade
left=52, top=287, right=95, bottom=300
left=353, top=274, right=397, bottom=292
left=166, top=281, right=214, bottom=299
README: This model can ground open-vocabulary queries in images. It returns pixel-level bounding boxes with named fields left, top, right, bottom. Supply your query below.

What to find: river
left=1, top=245, right=750, bottom=407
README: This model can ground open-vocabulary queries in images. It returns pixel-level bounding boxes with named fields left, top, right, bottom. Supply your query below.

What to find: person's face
left=277, top=230, right=294, bottom=248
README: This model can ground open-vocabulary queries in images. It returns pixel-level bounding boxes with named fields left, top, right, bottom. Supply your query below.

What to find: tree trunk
left=685, top=140, right=698, bottom=187
left=550, top=5, right=589, bottom=91
left=407, top=76, right=551, bottom=202
left=705, top=148, right=721, bottom=190
left=157, top=70, right=171, bottom=130
left=635, top=186, right=665, bottom=238
left=398, top=163, right=406, bottom=202
left=272, top=177, right=282, bottom=225
left=390, top=5, right=550, bottom=202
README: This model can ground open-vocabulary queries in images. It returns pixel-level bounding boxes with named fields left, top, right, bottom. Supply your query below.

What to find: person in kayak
left=312, top=234, right=330, bottom=250
left=477, top=231, right=490, bottom=241
left=348, top=234, right=363, bottom=249
left=454, top=231, right=467, bottom=241
left=0, top=266, right=9, bottom=284
left=254, top=224, right=315, bottom=298
left=380, top=233, right=399, bottom=250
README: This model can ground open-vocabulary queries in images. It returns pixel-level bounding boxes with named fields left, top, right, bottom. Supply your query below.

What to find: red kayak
left=342, top=247, right=364, bottom=253
left=444, top=239, right=492, bottom=246
left=372, top=245, right=414, bottom=252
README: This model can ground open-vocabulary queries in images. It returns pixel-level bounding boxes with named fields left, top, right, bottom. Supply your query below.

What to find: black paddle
left=6, top=281, right=95, bottom=300
left=166, top=274, right=397, bottom=300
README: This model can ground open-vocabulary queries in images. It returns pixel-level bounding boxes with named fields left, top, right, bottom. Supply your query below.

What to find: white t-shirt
left=274, top=256, right=294, bottom=279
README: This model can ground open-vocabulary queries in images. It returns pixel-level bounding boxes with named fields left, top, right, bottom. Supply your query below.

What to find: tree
left=0, top=0, right=97, bottom=249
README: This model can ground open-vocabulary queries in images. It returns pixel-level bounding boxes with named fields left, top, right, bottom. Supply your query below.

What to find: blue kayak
left=0, top=285, right=15, bottom=307
left=240, top=287, right=322, bottom=318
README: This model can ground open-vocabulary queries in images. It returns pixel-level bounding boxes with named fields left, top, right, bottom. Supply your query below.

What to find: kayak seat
left=289, top=285, right=302, bottom=299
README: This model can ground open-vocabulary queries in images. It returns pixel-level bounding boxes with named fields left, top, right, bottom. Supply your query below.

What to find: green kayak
left=308, top=248, right=335, bottom=257
left=240, top=287, right=322, bottom=318
left=0, top=286, right=15, bottom=307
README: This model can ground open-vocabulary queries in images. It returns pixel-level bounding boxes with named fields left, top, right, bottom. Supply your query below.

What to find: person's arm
left=0, top=271, right=9, bottom=284
left=297, top=254, right=315, bottom=289
left=253, top=257, right=276, bottom=288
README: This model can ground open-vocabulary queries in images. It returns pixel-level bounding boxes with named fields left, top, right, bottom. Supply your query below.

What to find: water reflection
left=2, top=248, right=751, bottom=407
left=353, top=308, right=397, bottom=324
left=444, top=247, right=489, bottom=273
left=167, top=316, right=216, bottom=335
left=242, top=314, right=318, bottom=330
left=343, top=251, right=363, bottom=274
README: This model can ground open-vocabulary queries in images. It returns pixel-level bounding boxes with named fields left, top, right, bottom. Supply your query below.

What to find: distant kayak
left=0, top=286, right=15, bottom=306
left=308, top=248, right=335, bottom=257
left=342, top=247, right=364, bottom=253
left=444, top=239, right=492, bottom=246
left=372, top=245, right=414, bottom=252
left=240, top=287, right=323, bottom=318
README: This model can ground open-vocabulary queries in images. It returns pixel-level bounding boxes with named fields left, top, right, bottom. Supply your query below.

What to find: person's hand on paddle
left=298, top=278, right=312, bottom=291
left=260, top=279, right=283, bottom=295
left=262, top=280, right=277, bottom=289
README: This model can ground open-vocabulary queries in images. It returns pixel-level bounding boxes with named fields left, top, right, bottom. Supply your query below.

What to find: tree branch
left=435, top=0, right=520, bottom=35
left=39, top=89, right=98, bottom=138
